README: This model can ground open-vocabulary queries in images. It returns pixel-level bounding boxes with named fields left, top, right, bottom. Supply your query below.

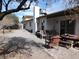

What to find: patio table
left=61, top=34, right=79, bottom=48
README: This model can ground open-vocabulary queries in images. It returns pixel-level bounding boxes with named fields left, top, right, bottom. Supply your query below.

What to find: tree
left=10, top=14, right=19, bottom=25
left=0, top=0, right=2, bottom=12
left=0, top=0, right=38, bottom=20
left=2, top=14, right=19, bottom=26
left=1, top=14, right=19, bottom=31
left=63, top=0, right=79, bottom=20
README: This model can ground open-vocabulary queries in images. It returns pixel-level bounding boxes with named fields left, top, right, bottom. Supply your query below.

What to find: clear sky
left=3, top=0, right=75, bottom=22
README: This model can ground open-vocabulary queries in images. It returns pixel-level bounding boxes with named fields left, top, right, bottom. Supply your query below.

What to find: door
left=60, top=20, right=75, bottom=35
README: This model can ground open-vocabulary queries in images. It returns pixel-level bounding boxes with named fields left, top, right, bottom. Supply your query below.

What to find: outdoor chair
left=35, top=31, right=42, bottom=39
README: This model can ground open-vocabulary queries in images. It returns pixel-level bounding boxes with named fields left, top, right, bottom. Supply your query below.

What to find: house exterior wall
left=46, top=18, right=60, bottom=33
left=54, top=14, right=79, bottom=35
left=37, top=14, right=79, bottom=36
left=33, top=6, right=40, bottom=33
left=37, top=17, right=60, bottom=34
left=75, top=19, right=79, bottom=36
left=23, top=16, right=33, bottom=32
left=24, top=20, right=33, bottom=32
left=37, top=17, right=47, bottom=31
left=25, top=21, right=31, bottom=30
left=37, top=18, right=41, bottom=31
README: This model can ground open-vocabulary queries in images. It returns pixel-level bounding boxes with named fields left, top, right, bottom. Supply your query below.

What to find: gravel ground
left=44, top=45, right=79, bottom=59
left=1, top=29, right=79, bottom=59
left=0, top=29, right=53, bottom=59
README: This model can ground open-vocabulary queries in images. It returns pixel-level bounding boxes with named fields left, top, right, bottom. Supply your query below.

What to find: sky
left=2, top=0, right=76, bottom=22
left=14, top=0, right=66, bottom=22
left=46, top=0, right=66, bottom=13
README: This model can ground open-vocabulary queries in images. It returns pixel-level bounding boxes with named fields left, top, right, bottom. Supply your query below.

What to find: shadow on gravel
left=0, top=37, right=32, bottom=59
left=0, top=37, right=43, bottom=56
left=28, top=40, right=44, bottom=49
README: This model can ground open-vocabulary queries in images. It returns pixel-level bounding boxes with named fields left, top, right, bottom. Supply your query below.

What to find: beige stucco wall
left=37, top=14, right=79, bottom=35
left=37, top=17, right=47, bottom=31
left=25, top=22, right=31, bottom=30
left=37, top=17, right=60, bottom=34
left=24, top=20, right=32, bottom=31
left=75, top=19, right=79, bottom=36
left=46, top=17, right=60, bottom=34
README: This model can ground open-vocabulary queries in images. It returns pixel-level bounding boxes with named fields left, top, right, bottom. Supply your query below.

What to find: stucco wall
left=24, top=20, right=33, bottom=31
left=25, top=22, right=31, bottom=30
left=46, top=17, right=60, bottom=34
left=75, top=19, right=79, bottom=36
left=37, top=16, right=61, bottom=34
left=37, top=14, right=79, bottom=35
left=37, top=17, right=47, bottom=31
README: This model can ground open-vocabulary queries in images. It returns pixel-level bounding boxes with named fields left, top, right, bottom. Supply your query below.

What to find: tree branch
left=0, top=0, right=33, bottom=20
left=17, top=0, right=27, bottom=9
left=0, top=6, right=31, bottom=20
left=3, top=0, right=7, bottom=5
left=6, top=0, right=12, bottom=11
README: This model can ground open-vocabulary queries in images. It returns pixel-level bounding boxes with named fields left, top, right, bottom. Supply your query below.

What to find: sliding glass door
left=60, top=20, right=75, bottom=35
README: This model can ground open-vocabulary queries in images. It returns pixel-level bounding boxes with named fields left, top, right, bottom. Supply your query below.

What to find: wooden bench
left=60, top=40, right=72, bottom=48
